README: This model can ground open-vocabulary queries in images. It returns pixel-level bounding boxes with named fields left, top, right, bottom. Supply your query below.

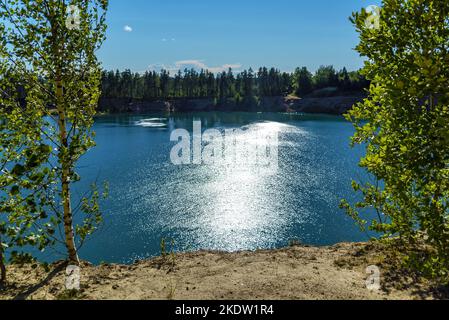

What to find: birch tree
left=342, top=0, right=449, bottom=281
left=0, top=0, right=108, bottom=280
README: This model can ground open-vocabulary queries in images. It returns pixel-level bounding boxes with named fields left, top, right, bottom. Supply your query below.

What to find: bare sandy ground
left=0, top=242, right=445, bottom=300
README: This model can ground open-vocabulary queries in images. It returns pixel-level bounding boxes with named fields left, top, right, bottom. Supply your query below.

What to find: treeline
left=101, top=66, right=369, bottom=101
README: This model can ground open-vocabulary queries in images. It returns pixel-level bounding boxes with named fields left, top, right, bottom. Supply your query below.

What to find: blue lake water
left=40, top=112, right=373, bottom=264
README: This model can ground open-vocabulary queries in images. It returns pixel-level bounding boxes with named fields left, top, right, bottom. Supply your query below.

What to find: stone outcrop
left=98, top=95, right=365, bottom=115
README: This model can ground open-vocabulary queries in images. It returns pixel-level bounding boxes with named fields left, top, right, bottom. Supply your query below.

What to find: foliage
left=99, top=65, right=369, bottom=106
left=342, top=0, right=449, bottom=282
left=313, top=65, right=339, bottom=89
left=293, top=67, right=313, bottom=96
left=0, top=63, right=57, bottom=284
left=0, top=0, right=109, bottom=281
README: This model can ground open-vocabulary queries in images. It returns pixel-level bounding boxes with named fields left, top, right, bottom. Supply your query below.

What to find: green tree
left=313, top=65, right=338, bottom=89
left=0, top=0, right=109, bottom=268
left=342, top=0, right=449, bottom=281
left=160, top=69, right=170, bottom=98
left=293, top=67, right=313, bottom=96
left=280, top=72, right=292, bottom=95
left=0, top=68, right=56, bottom=285
left=257, top=67, right=269, bottom=96
left=97, top=65, right=370, bottom=112
left=338, top=67, right=351, bottom=92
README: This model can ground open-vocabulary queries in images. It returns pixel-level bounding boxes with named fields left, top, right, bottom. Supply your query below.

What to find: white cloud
left=146, top=63, right=178, bottom=75
left=169, top=60, right=242, bottom=74
left=148, top=60, right=242, bottom=75
left=123, top=25, right=133, bottom=32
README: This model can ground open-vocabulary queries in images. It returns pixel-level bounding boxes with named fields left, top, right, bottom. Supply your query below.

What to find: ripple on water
left=60, top=113, right=373, bottom=264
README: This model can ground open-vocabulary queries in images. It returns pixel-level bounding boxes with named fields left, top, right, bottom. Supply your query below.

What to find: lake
left=41, top=112, right=373, bottom=264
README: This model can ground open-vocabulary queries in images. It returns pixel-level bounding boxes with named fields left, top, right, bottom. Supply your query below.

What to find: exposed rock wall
left=98, top=95, right=365, bottom=115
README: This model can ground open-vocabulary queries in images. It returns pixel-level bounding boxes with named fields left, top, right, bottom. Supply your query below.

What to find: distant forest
left=100, top=66, right=369, bottom=102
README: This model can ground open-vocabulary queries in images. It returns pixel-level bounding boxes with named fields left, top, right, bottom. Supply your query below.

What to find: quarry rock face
left=99, top=95, right=364, bottom=115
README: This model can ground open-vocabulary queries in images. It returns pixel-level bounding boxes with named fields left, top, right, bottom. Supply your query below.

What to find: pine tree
left=293, top=67, right=313, bottom=96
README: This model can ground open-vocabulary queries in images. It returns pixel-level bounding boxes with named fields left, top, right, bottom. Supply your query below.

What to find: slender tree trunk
left=56, top=79, right=79, bottom=265
left=0, top=262, right=5, bottom=287
left=60, top=143, right=79, bottom=265
left=0, top=237, right=6, bottom=286
left=51, top=10, right=79, bottom=266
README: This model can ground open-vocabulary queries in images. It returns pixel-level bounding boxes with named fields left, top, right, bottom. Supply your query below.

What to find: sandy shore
left=0, top=242, right=445, bottom=300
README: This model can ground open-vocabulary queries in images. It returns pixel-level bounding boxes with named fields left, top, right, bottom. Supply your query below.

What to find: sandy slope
left=0, top=242, right=442, bottom=300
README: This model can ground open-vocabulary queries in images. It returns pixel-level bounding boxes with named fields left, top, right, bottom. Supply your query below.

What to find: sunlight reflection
left=197, top=121, right=302, bottom=250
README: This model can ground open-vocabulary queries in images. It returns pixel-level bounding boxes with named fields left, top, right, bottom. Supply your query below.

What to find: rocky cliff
left=98, top=95, right=364, bottom=115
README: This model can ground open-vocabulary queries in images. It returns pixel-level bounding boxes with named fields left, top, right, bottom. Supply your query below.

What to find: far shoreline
left=97, top=94, right=365, bottom=116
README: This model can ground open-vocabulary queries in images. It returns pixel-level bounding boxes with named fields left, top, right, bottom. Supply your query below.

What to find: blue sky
left=98, top=0, right=382, bottom=74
